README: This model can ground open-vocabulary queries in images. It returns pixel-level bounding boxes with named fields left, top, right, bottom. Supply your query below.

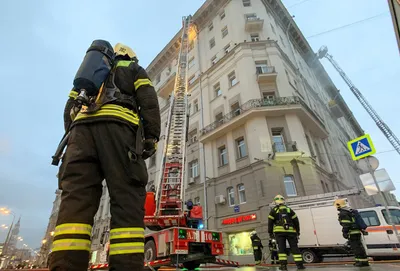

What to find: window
left=305, top=135, right=315, bottom=157
left=262, top=92, right=275, bottom=100
left=220, top=10, right=226, bottom=20
left=188, top=57, right=195, bottom=69
left=189, top=129, right=198, bottom=143
left=209, top=37, right=216, bottom=49
left=270, top=24, right=276, bottom=34
left=155, top=74, right=161, bottom=85
left=188, top=75, right=196, bottom=85
left=208, top=22, right=214, bottom=31
left=228, top=71, right=238, bottom=87
left=214, top=83, right=222, bottom=97
left=256, top=63, right=271, bottom=74
left=236, top=137, right=247, bottom=159
left=242, top=0, right=251, bottom=7
left=221, top=26, right=228, bottom=38
left=219, top=146, right=228, bottom=166
left=238, top=184, right=246, bottom=203
left=284, top=175, right=297, bottom=196
left=382, top=209, right=400, bottom=225
left=189, top=160, right=199, bottom=178
left=272, top=129, right=286, bottom=153
left=193, top=100, right=199, bottom=113
left=189, top=40, right=194, bottom=52
left=279, top=35, right=286, bottom=47
left=166, top=65, right=172, bottom=76
left=211, top=55, right=218, bottom=65
left=149, top=155, right=156, bottom=167
left=250, top=33, right=260, bottom=42
left=359, top=211, right=380, bottom=226
left=314, top=142, right=325, bottom=165
left=231, top=101, right=241, bottom=116
left=228, top=231, right=253, bottom=256
left=215, top=112, right=224, bottom=124
left=224, top=44, right=230, bottom=54
left=194, top=197, right=200, bottom=205
left=245, top=13, right=257, bottom=21
left=227, top=187, right=235, bottom=206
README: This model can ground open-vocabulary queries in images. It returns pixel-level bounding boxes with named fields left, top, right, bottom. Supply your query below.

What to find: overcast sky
left=0, top=0, right=399, bottom=250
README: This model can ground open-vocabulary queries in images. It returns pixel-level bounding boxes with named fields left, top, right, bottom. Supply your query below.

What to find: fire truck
left=90, top=16, right=239, bottom=271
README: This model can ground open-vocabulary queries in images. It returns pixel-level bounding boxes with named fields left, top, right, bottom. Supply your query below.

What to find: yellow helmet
left=114, top=43, right=137, bottom=59
left=274, top=194, right=285, bottom=205
left=334, top=198, right=347, bottom=209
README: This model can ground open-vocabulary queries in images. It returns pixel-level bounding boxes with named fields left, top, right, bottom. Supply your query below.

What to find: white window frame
left=256, top=63, right=271, bottom=74
left=284, top=175, right=297, bottom=197
left=238, top=184, right=246, bottom=204
left=208, top=22, right=214, bottom=31
left=215, top=112, right=224, bottom=124
left=221, top=26, right=228, bottom=38
left=228, top=71, right=238, bottom=87
left=236, top=137, right=247, bottom=159
left=193, top=100, right=199, bottom=113
left=190, top=160, right=199, bottom=178
left=188, top=75, right=196, bottom=85
left=224, top=44, right=230, bottom=54
left=231, top=102, right=241, bottom=116
left=188, top=57, right=195, bottom=69
left=214, top=83, right=222, bottom=97
left=227, top=187, right=235, bottom=206
left=211, top=55, right=218, bottom=65
left=220, top=10, right=226, bottom=20
left=189, top=129, right=198, bottom=143
left=219, top=146, right=228, bottom=166
left=242, top=0, right=251, bottom=7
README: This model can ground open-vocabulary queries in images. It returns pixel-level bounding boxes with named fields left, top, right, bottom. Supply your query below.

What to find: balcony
left=199, top=96, right=328, bottom=142
left=257, top=66, right=277, bottom=84
left=157, top=72, right=176, bottom=99
left=245, top=16, right=264, bottom=32
left=328, top=100, right=344, bottom=119
left=273, top=141, right=304, bottom=161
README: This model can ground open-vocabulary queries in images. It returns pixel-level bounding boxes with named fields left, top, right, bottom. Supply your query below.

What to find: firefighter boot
left=279, top=263, right=288, bottom=271
left=297, top=263, right=306, bottom=269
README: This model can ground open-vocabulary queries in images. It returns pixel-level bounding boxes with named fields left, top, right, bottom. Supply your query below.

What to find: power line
left=306, top=12, right=389, bottom=39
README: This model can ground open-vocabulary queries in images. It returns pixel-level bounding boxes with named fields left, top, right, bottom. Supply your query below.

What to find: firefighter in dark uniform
left=269, top=238, right=279, bottom=265
left=268, top=195, right=305, bottom=270
left=250, top=231, right=263, bottom=265
left=334, top=198, right=369, bottom=267
left=49, top=43, right=161, bottom=271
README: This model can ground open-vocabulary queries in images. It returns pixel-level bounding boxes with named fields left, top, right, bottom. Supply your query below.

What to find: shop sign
left=221, top=214, right=257, bottom=225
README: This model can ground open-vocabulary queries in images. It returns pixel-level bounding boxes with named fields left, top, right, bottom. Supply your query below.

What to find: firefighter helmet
left=114, top=43, right=137, bottom=60
left=334, top=198, right=347, bottom=209
left=274, top=194, right=285, bottom=205
left=250, top=231, right=257, bottom=237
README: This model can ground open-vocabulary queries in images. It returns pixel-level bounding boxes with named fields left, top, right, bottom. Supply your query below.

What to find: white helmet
left=250, top=230, right=257, bottom=237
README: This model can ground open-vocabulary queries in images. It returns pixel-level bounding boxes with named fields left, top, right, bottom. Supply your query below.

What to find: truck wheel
left=183, top=261, right=200, bottom=270
left=301, top=249, right=320, bottom=263
left=144, top=240, right=156, bottom=262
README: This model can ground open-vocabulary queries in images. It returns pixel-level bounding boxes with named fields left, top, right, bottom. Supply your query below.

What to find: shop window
left=228, top=231, right=253, bottom=256
left=227, top=187, right=235, bottom=206
left=284, top=175, right=297, bottom=196
left=238, top=184, right=246, bottom=204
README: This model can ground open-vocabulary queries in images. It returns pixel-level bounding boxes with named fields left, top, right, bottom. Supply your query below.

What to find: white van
left=359, top=206, right=400, bottom=259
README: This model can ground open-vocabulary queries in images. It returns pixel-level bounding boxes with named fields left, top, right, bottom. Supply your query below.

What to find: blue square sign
left=234, top=205, right=240, bottom=213
left=347, top=134, right=376, bottom=161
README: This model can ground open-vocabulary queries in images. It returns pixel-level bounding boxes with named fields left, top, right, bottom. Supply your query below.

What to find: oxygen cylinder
left=73, top=40, right=114, bottom=96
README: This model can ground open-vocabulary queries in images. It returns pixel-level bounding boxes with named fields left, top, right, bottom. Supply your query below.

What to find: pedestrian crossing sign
left=347, top=134, right=376, bottom=161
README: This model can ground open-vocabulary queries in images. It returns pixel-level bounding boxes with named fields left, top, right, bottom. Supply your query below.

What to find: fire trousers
left=253, top=247, right=262, bottom=264
left=349, top=233, right=369, bottom=265
left=50, top=121, right=148, bottom=271
left=275, top=233, right=303, bottom=266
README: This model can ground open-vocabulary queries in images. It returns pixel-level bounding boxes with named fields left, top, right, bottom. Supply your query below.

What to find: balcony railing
left=273, top=141, right=298, bottom=153
left=200, top=96, right=326, bottom=136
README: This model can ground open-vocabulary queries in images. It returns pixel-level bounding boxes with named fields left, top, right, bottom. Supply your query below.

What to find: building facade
left=36, top=189, right=61, bottom=267
left=145, top=0, right=377, bottom=263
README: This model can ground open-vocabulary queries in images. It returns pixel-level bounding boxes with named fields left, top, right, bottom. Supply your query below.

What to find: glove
left=342, top=232, right=349, bottom=239
left=142, top=138, right=157, bottom=160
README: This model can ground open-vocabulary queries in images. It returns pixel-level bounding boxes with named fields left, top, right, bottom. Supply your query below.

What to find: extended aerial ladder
left=317, top=46, right=400, bottom=156
left=144, top=15, right=201, bottom=231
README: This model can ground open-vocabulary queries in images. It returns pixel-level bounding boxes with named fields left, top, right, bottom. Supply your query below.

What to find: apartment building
left=145, top=0, right=377, bottom=263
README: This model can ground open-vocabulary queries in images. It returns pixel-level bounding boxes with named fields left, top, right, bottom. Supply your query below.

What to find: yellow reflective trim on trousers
left=54, top=223, right=92, bottom=237
left=293, top=254, right=302, bottom=261
left=350, top=230, right=361, bottom=234
left=69, top=90, right=79, bottom=99
left=116, top=60, right=133, bottom=68
left=278, top=254, right=287, bottom=260
left=268, top=215, right=274, bottom=220
left=51, top=239, right=91, bottom=252
left=109, top=242, right=144, bottom=255
left=134, top=78, right=153, bottom=89
left=273, top=226, right=296, bottom=233
left=110, top=227, right=145, bottom=240
left=340, top=220, right=352, bottom=223
left=74, top=104, right=139, bottom=125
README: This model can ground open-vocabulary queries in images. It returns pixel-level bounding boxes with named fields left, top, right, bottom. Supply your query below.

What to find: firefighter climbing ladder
left=147, top=16, right=192, bottom=229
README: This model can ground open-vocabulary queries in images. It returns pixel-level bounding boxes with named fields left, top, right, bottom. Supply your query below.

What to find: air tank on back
left=73, top=40, right=114, bottom=96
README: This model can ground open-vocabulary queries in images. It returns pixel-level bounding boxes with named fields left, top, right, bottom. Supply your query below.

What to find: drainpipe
left=194, top=25, right=209, bottom=229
